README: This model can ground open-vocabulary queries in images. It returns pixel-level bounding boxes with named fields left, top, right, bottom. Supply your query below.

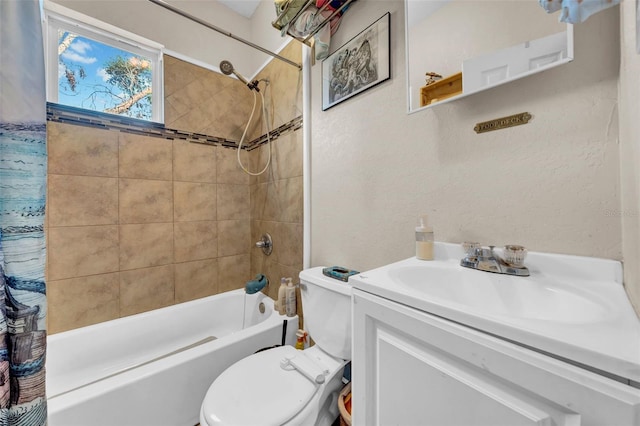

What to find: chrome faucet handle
left=255, top=233, right=273, bottom=256
left=462, top=242, right=480, bottom=257
left=503, top=245, right=527, bottom=267
left=475, top=247, right=494, bottom=260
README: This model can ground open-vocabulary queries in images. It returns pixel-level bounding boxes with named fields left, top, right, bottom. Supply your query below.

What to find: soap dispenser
left=415, top=215, right=434, bottom=260
left=285, top=278, right=296, bottom=317
left=277, top=278, right=287, bottom=315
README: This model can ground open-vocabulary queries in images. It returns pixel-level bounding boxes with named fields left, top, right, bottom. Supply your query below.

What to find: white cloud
left=70, top=39, right=92, bottom=55
left=61, top=51, right=97, bottom=65
left=97, top=68, right=109, bottom=82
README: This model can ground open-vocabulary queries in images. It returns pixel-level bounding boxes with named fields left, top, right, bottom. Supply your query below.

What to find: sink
left=350, top=243, right=640, bottom=383
left=387, top=262, right=613, bottom=324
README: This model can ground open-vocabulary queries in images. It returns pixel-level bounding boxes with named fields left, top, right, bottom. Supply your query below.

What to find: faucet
left=460, top=244, right=529, bottom=277
left=245, top=274, right=269, bottom=294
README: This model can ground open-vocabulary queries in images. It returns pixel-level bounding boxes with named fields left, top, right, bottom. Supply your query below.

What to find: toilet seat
left=201, top=346, right=321, bottom=426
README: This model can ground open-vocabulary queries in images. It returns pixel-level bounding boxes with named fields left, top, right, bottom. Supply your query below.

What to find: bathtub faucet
left=245, top=274, right=269, bottom=294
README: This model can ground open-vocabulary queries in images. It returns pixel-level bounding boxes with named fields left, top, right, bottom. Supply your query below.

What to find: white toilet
left=199, top=266, right=352, bottom=426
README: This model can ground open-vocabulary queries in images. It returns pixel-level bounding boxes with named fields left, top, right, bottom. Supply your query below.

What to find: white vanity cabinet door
left=352, top=289, right=640, bottom=426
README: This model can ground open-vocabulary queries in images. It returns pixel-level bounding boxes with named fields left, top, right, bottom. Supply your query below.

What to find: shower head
left=219, top=60, right=259, bottom=92
left=219, top=60, right=235, bottom=77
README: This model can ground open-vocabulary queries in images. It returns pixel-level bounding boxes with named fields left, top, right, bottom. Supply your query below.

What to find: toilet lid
left=202, top=346, right=319, bottom=426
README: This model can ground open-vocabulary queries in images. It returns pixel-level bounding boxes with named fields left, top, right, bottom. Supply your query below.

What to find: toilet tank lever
left=280, top=354, right=326, bottom=384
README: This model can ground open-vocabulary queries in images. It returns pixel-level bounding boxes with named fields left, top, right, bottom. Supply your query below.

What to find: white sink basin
left=350, top=242, right=640, bottom=382
left=388, top=263, right=612, bottom=323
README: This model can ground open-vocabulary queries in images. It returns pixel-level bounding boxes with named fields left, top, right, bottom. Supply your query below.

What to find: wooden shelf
left=420, top=72, right=463, bottom=107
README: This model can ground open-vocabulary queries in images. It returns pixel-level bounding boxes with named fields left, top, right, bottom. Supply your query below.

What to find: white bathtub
left=47, top=290, right=298, bottom=426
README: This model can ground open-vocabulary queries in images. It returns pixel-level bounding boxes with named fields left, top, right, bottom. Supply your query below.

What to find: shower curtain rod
left=148, top=0, right=302, bottom=70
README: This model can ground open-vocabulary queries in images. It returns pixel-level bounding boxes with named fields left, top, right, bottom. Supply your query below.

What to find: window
left=44, top=1, right=164, bottom=123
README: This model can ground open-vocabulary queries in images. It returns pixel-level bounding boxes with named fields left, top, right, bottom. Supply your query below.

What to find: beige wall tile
left=250, top=221, right=302, bottom=278
left=278, top=177, right=303, bottom=223
left=48, top=273, right=120, bottom=334
left=217, top=146, right=250, bottom=185
left=48, top=225, right=119, bottom=281
left=271, top=221, right=303, bottom=269
left=48, top=175, right=118, bottom=227
left=174, top=221, right=217, bottom=263
left=201, top=84, right=255, bottom=141
left=261, top=178, right=303, bottom=223
left=182, top=79, right=213, bottom=108
left=174, top=259, right=218, bottom=303
left=266, top=44, right=303, bottom=128
left=250, top=183, right=268, bottom=220
left=217, top=184, right=250, bottom=220
left=218, top=254, right=250, bottom=293
left=261, top=181, right=280, bottom=223
left=120, top=265, right=175, bottom=317
left=119, top=133, right=172, bottom=180
left=173, top=140, right=217, bottom=183
left=119, top=178, right=173, bottom=224
left=164, top=55, right=200, bottom=98
left=249, top=145, right=274, bottom=186
left=47, top=122, right=118, bottom=177
left=164, top=94, right=192, bottom=127
left=174, top=182, right=216, bottom=222
left=169, top=104, right=212, bottom=134
left=120, top=223, right=174, bottom=270
left=218, top=219, right=251, bottom=257
left=258, top=132, right=303, bottom=183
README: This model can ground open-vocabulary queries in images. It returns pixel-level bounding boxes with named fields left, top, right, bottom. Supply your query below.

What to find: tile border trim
left=47, top=103, right=302, bottom=150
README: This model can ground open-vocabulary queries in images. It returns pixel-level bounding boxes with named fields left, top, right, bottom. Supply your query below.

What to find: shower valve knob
left=255, top=233, right=273, bottom=256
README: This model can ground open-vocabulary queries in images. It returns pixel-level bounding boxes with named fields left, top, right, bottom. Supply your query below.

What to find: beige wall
left=47, top=51, right=303, bottom=333
left=619, top=0, right=640, bottom=316
left=311, top=2, right=622, bottom=273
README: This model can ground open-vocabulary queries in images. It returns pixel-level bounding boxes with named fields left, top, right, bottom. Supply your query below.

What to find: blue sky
left=58, top=32, right=151, bottom=115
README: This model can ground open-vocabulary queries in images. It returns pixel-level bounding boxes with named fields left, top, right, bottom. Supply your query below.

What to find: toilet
left=199, top=266, right=352, bottom=426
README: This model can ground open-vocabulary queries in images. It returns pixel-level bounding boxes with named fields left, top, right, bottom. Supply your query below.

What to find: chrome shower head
left=219, top=60, right=235, bottom=76
left=219, top=60, right=259, bottom=91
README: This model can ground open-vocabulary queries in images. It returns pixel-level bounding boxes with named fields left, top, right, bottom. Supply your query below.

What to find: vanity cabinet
left=352, top=289, right=640, bottom=426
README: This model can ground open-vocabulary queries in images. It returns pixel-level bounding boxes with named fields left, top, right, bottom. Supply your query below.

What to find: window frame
left=43, top=0, right=164, bottom=123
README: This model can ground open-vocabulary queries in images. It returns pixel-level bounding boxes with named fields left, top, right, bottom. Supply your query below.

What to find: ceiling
left=217, top=0, right=262, bottom=18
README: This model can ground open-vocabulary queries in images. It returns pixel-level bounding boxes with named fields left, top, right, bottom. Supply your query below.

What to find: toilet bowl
left=200, top=267, right=352, bottom=426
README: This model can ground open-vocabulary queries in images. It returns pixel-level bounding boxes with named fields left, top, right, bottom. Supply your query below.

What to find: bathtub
left=47, top=290, right=298, bottom=426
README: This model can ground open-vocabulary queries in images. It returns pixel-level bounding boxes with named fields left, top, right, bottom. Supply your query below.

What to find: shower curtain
left=0, top=0, right=49, bottom=424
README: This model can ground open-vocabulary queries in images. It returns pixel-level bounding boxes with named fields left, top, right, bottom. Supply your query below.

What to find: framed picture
left=321, top=12, right=391, bottom=111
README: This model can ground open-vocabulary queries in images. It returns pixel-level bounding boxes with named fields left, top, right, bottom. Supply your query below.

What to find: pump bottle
left=277, top=278, right=287, bottom=315
left=415, top=215, right=434, bottom=260
left=285, top=278, right=296, bottom=317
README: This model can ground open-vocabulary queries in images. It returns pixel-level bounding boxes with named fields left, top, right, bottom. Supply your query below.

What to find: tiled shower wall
left=47, top=43, right=303, bottom=333
left=249, top=42, right=304, bottom=321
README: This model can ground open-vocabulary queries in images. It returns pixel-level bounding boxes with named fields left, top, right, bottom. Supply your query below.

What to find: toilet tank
left=299, top=267, right=352, bottom=360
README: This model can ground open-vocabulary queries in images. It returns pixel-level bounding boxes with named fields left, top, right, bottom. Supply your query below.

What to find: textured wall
left=311, top=1, right=622, bottom=273
left=618, top=1, right=640, bottom=317
left=46, top=56, right=258, bottom=333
